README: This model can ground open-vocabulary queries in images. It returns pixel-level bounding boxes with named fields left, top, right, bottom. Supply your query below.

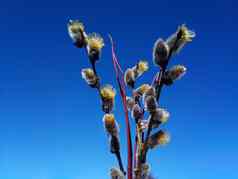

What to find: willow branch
left=115, top=150, right=126, bottom=175
left=142, top=30, right=182, bottom=163
left=83, top=45, right=126, bottom=175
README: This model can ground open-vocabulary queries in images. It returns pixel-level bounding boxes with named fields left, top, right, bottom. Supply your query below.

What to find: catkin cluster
left=67, top=20, right=195, bottom=179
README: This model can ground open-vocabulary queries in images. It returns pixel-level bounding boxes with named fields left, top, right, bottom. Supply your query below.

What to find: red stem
left=110, top=36, right=133, bottom=179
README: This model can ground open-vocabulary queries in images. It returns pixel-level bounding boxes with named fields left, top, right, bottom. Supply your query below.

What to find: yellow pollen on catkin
left=100, top=85, right=116, bottom=100
left=158, top=132, right=170, bottom=145
left=137, top=60, right=149, bottom=73
left=87, top=33, right=104, bottom=50
left=104, top=114, right=115, bottom=127
left=83, top=68, right=95, bottom=79
left=180, top=24, right=195, bottom=42
left=137, top=84, right=151, bottom=95
left=69, top=21, right=84, bottom=33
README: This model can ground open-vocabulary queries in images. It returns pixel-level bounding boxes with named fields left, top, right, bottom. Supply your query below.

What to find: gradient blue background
left=0, top=0, right=237, bottom=179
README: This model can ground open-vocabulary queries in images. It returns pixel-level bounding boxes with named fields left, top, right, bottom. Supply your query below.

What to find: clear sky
left=0, top=0, right=237, bottom=179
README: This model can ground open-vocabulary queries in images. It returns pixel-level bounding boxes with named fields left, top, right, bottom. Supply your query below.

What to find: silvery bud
left=124, top=68, right=135, bottom=88
left=81, top=68, right=99, bottom=88
left=148, top=130, right=170, bottom=149
left=142, top=86, right=156, bottom=102
left=86, top=33, right=104, bottom=62
left=166, top=24, right=195, bottom=54
left=110, top=167, right=125, bottom=179
left=153, top=38, right=170, bottom=67
left=125, top=61, right=149, bottom=88
left=131, top=104, right=143, bottom=122
left=100, top=85, right=116, bottom=113
left=103, top=113, right=119, bottom=136
left=67, top=20, right=87, bottom=48
left=132, top=60, right=149, bottom=78
left=126, top=96, right=135, bottom=111
left=163, top=65, right=187, bottom=85
left=156, top=108, right=170, bottom=123
left=150, top=108, right=170, bottom=128
left=144, top=95, right=157, bottom=113
left=134, top=84, right=151, bottom=97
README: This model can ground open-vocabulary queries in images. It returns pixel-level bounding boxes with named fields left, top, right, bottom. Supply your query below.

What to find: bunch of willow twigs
left=67, top=20, right=195, bottom=179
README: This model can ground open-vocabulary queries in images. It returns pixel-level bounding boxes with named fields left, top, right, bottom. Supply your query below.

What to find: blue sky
left=0, top=0, right=238, bottom=179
